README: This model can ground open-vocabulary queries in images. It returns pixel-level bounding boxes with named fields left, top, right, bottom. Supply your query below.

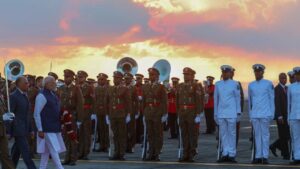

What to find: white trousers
left=39, top=135, right=64, bottom=169
left=251, top=118, right=270, bottom=159
left=219, top=118, right=237, bottom=157
left=290, top=120, right=300, bottom=160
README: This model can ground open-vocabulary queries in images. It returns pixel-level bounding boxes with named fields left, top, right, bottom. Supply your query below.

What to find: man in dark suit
left=10, top=76, right=37, bottom=169
left=270, top=73, right=290, bottom=160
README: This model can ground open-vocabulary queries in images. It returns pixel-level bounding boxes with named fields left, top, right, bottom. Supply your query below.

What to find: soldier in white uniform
left=248, top=64, right=275, bottom=164
left=287, top=67, right=300, bottom=165
left=214, top=65, right=241, bottom=163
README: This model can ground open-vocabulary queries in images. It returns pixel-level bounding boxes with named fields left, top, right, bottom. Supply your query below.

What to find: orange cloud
left=54, top=36, right=80, bottom=44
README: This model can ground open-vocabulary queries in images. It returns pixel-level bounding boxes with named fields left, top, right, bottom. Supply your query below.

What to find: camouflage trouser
left=146, top=118, right=163, bottom=157
left=111, top=118, right=127, bottom=157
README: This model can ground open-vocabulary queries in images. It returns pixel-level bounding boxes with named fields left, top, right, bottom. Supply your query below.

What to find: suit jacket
left=274, top=84, right=287, bottom=120
left=9, top=89, right=32, bottom=137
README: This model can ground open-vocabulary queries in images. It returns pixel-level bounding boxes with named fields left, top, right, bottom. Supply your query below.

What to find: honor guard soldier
left=124, top=73, right=138, bottom=153
left=94, top=73, right=109, bottom=152
left=168, top=77, right=179, bottom=139
left=135, top=74, right=144, bottom=144
left=230, top=68, right=244, bottom=145
left=142, top=68, right=168, bottom=161
left=26, top=75, right=39, bottom=158
left=77, top=70, right=95, bottom=160
left=106, top=71, right=132, bottom=160
left=0, top=91, right=15, bottom=169
left=288, top=71, right=295, bottom=84
left=287, top=67, right=300, bottom=165
left=58, top=69, right=84, bottom=166
left=177, top=67, right=204, bottom=162
left=248, top=64, right=275, bottom=164
left=144, top=78, right=150, bottom=85
left=214, top=65, right=241, bottom=163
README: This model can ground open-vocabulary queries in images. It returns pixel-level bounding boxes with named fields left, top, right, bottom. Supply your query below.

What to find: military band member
left=135, top=74, right=144, bottom=144
left=214, top=65, right=241, bottom=163
left=204, top=76, right=216, bottom=134
left=142, top=68, right=168, bottom=161
left=58, top=69, right=84, bottom=166
left=177, top=67, right=203, bottom=162
left=0, top=92, right=15, bottom=169
left=248, top=64, right=275, bottom=164
left=94, top=73, right=109, bottom=152
left=106, top=71, right=132, bottom=160
left=77, top=70, right=95, bottom=160
left=288, top=71, right=295, bottom=84
left=144, top=78, right=150, bottom=85
left=287, top=67, right=300, bottom=165
left=168, top=77, right=179, bottom=139
left=124, top=73, right=138, bottom=153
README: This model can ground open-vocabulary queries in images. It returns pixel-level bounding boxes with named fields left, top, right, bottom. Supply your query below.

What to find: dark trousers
left=0, top=136, right=15, bottom=169
left=136, top=115, right=144, bottom=143
left=271, top=120, right=290, bottom=157
left=168, top=113, right=178, bottom=138
left=204, top=108, right=216, bottom=133
left=11, top=136, right=37, bottom=169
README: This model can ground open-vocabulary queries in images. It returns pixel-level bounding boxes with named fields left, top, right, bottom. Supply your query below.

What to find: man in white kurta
left=34, top=76, right=66, bottom=169
left=214, top=65, right=241, bottom=163
left=248, top=64, right=275, bottom=164
left=287, top=67, right=300, bottom=165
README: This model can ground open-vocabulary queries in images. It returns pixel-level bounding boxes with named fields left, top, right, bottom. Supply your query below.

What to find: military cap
left=288, top=71, right=295, bottom=77
left=183, top=67, right=195, bottom=75
left=135, top=73, right=144, bottom=78
left=64, top=69, right=75, bottom=77
left=252, top=64, right=265, bottom=71
left=87, top=78, right=96, bottom=83
left=124, top=73, right=133, bottom=79
left=148, top=68, right=160, bottom=75
left=293, top=67, right=300, bottom=74
left=206, top=76, right=215, bottom=80
left=113, top=71, right=123, bottom=78
left=171, top=77, right=180, bottom=82
left=48, top=72, right=58, bottom=80
left=220, top=65, right=234, bottom=72
left=97, top=73, right=108, bottom=79
left=77, top=70, right=88, bottom=78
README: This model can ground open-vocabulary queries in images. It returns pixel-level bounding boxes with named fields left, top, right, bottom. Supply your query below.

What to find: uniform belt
left=180, top=104, right=196, bottom=109
left=112, top=104, right=125, bottom=110
left=84, top=104, right=92, bottom=110
left=146, top=102, right=160, bottom=107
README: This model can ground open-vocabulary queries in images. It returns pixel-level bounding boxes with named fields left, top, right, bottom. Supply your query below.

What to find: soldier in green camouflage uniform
left=77, top=71, right=95, bottom=160
left=142, top=68, right=168, bottom=161
left=177, top=67, right=204, bottom=162
left=106, top=71, right=132, bottom=160
left=58, top=69, right=84, bottom=166
left=94, top=73, right=109, bottom=152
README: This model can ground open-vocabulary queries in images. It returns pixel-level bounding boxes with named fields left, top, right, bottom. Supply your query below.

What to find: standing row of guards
left=0, top=64, right=300, bottom=169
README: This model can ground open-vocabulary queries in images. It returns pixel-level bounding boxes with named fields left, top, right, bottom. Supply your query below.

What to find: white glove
left=2, top=112, right=15, bottom=121
left=76, top=121, right=82, bottom=129
left=194, top=114, right=201, bottom=124
left=237, top=113, right=241, bottom=122
left=105, top=115, right=110, bottom=125
left=135, top=112, right=140, bottom=120
left=126, top=114, right=131, bottom=124
left=161, top=114, right=168, bottom=123
left=91, top=114, right=97, bottom=120
left=138, top=96, right=143, bottom=101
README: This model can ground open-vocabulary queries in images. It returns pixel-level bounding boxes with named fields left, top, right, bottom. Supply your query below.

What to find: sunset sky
left=1, top=0, right=300, bottom=87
